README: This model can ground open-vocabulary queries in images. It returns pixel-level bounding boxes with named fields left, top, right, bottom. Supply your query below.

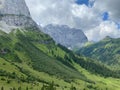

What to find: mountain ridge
left=0, top=0, right=30, bottom=16
left=77, top=37, right=120, bottom=70
left=0, top=0, right=38, bottom=32
left=43, top=24, right=88, bottom=49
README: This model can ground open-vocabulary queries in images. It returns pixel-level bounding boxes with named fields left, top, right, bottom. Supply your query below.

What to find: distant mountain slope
left=0, top=29, right=84, bottom=81
left=77, top=36, right=120, bottom=69
left=43, top=24, right=88, bottom=49
left=0, top=28, right=120, bottom=90
left=1, top=28, right=120, bottom=78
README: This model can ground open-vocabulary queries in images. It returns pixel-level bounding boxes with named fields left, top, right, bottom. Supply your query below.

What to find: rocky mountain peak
left=43, top=24, right=88, bottom=49
left=0, top=0, right=30, bottom=17
left=0, top=0, right=38, bottom=32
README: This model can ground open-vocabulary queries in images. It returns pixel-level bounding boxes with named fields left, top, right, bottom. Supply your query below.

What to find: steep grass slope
left=77, top=36, right=120, bottom=70
left=0, top=28, right=120, bottom=90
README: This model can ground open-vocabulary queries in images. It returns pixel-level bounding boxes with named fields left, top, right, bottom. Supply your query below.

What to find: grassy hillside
left=76, top=36, right=120, bottom=70
left=0, top=28, right=120, bottom=90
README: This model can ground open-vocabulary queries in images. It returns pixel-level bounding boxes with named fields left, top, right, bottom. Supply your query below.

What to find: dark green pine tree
left=70, top=85, right=76, bottom=90
left=26, top=86, right=29, bottom=90
left=1, top=86, right=4, bottom=90
left=18, top=86, right=21, bottom=90
left=48, top=81, right=56, bottom=90
left=41, top=84, right=45, bottom=90
left=13, top=87, right=16, bottom=90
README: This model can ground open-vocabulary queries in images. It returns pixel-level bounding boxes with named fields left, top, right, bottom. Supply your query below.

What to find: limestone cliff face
left=0, top=0, right=37, bottom=29
left=0, top=0, right=30, bottom=16
left=43, top=24, right=88, bottom=49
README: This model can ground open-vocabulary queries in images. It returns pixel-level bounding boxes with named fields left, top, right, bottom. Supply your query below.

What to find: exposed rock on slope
left=43, top=24, right=88, bottom=49
left=0, top=0, right=30, bottom=16
left=0, top=0, right=37, bottom=31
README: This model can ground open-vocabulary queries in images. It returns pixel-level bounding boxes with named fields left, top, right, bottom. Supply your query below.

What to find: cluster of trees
left=73, top=56, right=120, bottom=78
left=16, top=36, right=83, bottom=81
left=0, top=70, right=18, bottom=80
left=0, top=85, right=105, bottom=90
left=0, top=82, right=77, bottom=90
left=0, top=86, right=28, bottom=90
left=41, top=82, right=56, bottom=90
left=58, top=44, right=120, bottom=78
left=77, top=38, right=120, bottom=69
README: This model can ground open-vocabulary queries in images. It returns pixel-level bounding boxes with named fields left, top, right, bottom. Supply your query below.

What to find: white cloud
left=71, top=4, right=101, bottom=30
left=25, top=0, right=120, bottom=41
left=25, top=0, right=75, bottom=26
left=25, top=0, right=101, bottom=30
left=85, top=21, right=120, bottom=41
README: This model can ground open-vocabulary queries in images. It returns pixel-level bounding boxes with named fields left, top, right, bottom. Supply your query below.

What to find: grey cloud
left=25, top=0, right=101, bottom=29
left=25, top=0, right=75, bottom=26
left=25, top=0, right=120, bottom=41
left=94, top=0, right=120, bottom=21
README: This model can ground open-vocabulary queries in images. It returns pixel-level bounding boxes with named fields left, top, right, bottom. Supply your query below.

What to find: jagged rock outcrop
left=0, top=0, right=30, bottom=16
left=43, top=24, right=88, bottom=49
left=0, top=0, right=37, bottom=31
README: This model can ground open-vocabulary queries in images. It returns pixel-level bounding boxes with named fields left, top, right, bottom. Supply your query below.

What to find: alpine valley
left=0, top=0, right=120, bottom=90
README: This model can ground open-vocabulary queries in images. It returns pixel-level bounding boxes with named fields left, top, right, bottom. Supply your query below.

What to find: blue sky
left=102, top=12, right=109, bottom=21
left=75, top=0, right=95, bottom=7
left=75, top=0, right=89, bottom=6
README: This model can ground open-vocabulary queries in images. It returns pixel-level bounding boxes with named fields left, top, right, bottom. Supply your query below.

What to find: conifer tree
left=41, top=84, right=45, bottom=90
left=18, top=86, right=21, bottom=90
left=26, top=86, right=29, bottom=90
left=13, top=87, right=16, bottom=90
left=70, top=85, right=76, bottom=90
left=1, top=86, right=4, bottom=90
